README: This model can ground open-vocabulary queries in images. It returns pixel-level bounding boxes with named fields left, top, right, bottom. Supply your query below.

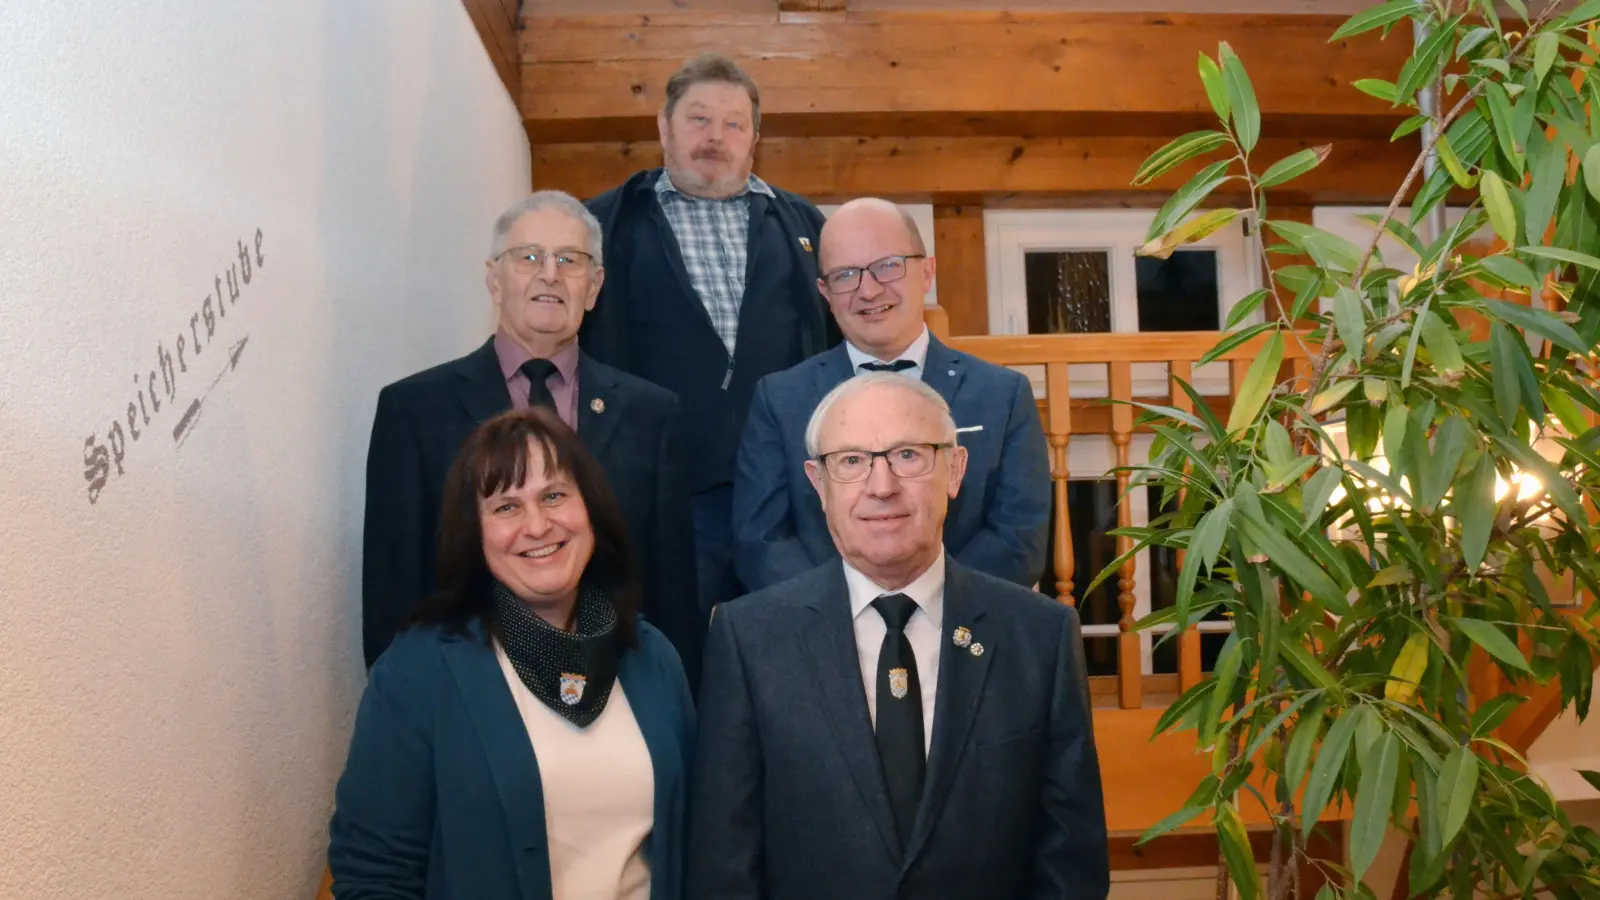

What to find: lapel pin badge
left=559, top=672, right=587, bottom=705
left=952, top=626, right=972, bottom=648
left=799, top=236, right=813, bottom=252
left=590, top=397, right=605, bottom=414
left=969, top=642, right=985, bottom=658
left=888, top=667, right=910, bottom=699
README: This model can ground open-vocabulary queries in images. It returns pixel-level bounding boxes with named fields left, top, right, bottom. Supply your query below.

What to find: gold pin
left=969, top=643, right=985, bottom=657
left=888, top=667, right=910, bottom=699
left=952, top=626, right=972, bottom=648
left=799, top=237, right=813, bottom=252
left=590, top=397, right=605, bottom=414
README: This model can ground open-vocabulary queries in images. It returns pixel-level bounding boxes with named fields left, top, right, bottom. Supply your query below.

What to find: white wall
left=0, top=4, right=529, bottom=898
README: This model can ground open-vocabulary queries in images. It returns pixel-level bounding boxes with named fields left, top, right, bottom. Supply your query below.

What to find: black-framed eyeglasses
left=497, top=245, right=595, bottom=276
left=815, top=442, right=953, bottom=483
left=820, top=254, right=926, bottom=294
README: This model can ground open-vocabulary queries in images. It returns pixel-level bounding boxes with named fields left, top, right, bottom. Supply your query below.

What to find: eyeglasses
left=815, top=442, right=953, bottom=483
left=821, top=255, right=926, bottom=294
left=498, top=246, right=595, bottom=276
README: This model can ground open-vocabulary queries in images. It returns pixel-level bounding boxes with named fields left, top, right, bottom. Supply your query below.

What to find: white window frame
left=982, top=208, right=1263, bottom=401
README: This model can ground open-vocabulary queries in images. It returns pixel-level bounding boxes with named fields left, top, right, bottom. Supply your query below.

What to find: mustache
left=691, top=147, right=729, bottom=161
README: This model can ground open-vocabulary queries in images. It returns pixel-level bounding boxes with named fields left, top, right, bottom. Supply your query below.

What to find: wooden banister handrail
left=945, top=330, right=1317, bottom=365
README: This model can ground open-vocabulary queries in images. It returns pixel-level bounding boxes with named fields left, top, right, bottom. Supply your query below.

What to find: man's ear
left=945, top=445, right=968, bottom=499
left=656, top=110, right=670, bottom=147
left=805, top=459, right=825, bottom=502
left=585, top=266, right=605, bottom=312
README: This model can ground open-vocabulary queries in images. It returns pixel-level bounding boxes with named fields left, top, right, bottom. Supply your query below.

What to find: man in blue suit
left=690, top=374, right=1109, bottom=899
left=732, top=197, right=1050, bottom=592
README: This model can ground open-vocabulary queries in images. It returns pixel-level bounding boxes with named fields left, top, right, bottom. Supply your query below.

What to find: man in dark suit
left=690, top=374, right=1109, bottom=900
left=732, top=197, right=1050, bottom=592
left=581, top=53, right=838, bottom=621
left=361, top=190, right=699, bottom=680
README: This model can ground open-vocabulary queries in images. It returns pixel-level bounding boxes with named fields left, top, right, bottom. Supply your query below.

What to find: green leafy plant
left=1106, top=2, right=1600, bottom=897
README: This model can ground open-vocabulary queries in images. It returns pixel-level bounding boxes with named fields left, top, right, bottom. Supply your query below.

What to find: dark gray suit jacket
left=688, top=559, right=1109, bottom=900
left=732, top=337, right=1051, bottom=592
left=360, top=338, right=699, bottom=681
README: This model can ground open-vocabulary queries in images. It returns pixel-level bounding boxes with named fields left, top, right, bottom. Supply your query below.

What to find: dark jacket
left=688, top=559, right=1110, bottom=900
left=582, top=168, right=838, bottom=493
left=360, top=339, right=701, bottom=682
left=329, top=619, right=694, bottom=900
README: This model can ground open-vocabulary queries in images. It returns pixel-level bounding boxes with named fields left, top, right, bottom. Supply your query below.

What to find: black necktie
left=518, top=358, right=558, bottom=410
left=859, top=359, right=915, bottom=373
left=871, top=592, right=925, bottom=848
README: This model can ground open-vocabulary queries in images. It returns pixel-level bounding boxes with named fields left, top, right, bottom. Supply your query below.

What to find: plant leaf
left=1438, top=745, right=1479, bottom=847
left=1333, top=285, right=1366, bottom=359
left=1419, top=310, right=1464, bottom=374
left=1448, top=616, right=1532, bottom=673
left=1351, top=731, right=1403, bottom=882
left=1226, top=288, right=1271, bottom=328
left=1138, top=208, right=1240, bottom=260
left=1486, top=295, right=1588, bottom=353
left=1132, top=130, right=1231, bottom=186
left=1199, top=321, right=1277, bottom=367
left=1481, top=170, right=1520, bottom=247
left=1456, top=452, right=1497, bottom=572
left=1303, top=706, right=1359, bottom=837
left=1176, top=498, right=1232, bottom=626
left=1331, top=0, right=1418, bottom=40
left=1284, top=641, right=1339, bottom=691
left=1226, top=330, right=1284, bottom=433
left=1258, top=146, right=1331, bottom=189
left=1477, top=255, right=1542, bottom=294
left=1283, top=702, right=1326, bottom=796
left=1217, top=804, right=1261, bottom=900
left=1471, top=693, right=1526, bottom=737
left=1301, top=465, right=1343, bottom=525
left=1149, top=159, right=1234, bottom=240
left=1138, top=804, right=1210, bottom=846
left=1197, top=53, right=1231, bottom=122
left=1219, top=43, right=1260, bottom=153
left=1485, top=81, right=1524, bottom=178
left=1534, top=31, right=1558, bottom=86
left=1385, top=630, right=1429, bottom=705
left=1352, top=79, right=1399, bottom=104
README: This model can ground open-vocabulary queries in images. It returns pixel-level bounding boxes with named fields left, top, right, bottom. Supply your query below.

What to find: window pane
left=1145, top=485, right=1230, bottom=675
left=1135, top=249, right=1220, bottom=332
left=1025, top=250, right=1112, bottom=334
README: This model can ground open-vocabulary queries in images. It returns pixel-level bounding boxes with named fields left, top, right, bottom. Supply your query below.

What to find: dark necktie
left=518, top=358, right=558, bottom=411
left=871, top=592, right=925, bottom=849
left=859, top=359, right=915, bottom=373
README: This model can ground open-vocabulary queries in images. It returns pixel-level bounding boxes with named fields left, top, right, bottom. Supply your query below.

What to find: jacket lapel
left=800, top=564, right=902, bottom=863
left=440, top=625, right=550, bottom=900
left=616, top=644, right=683, bottom=877
left=455, top=337, right=513, bottom=425
left=903, top=560, right=992, bottom=867
left=575, top=352, right=624, bottom=461
left=918, top=334, right=967, bottom=411
left=646, top=199, right=715, bottom=334
left=811, top=344, right=856, bottom=397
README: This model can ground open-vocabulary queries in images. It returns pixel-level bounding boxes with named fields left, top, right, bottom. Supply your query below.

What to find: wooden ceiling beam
left=778, top=0, right=847, bottom=11
left=463, top=0, right=522, bottom=102
left=519, top=11, right=1411, bottom=142
left=533, top=133, right=1420, bottom=204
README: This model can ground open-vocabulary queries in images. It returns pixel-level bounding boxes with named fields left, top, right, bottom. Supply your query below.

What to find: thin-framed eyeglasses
left=821, top=254, right=926, bottom=294
left=815, top=442, right=953, bottom=482
left=497, top=245, right=595, bottom=277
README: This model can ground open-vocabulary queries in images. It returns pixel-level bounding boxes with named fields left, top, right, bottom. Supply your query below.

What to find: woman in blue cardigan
left=329, top=407, right=694, bottom=900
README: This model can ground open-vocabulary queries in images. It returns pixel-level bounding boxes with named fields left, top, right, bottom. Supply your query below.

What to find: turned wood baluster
left=1110, top=361, right=1141, bottom=709
left=1045, top=362, right=1075, bottom=606
left=1170, top=359, right=1203, bottom=692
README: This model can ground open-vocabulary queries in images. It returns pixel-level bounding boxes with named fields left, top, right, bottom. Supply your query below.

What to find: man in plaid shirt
left=584, top=54, right=838, bottom=646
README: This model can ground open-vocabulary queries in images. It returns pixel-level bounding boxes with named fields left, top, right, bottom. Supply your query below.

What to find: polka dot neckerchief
left=492, top=581, right=620, bottom=728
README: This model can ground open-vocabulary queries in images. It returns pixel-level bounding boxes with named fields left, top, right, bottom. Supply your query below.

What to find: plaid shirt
left=655, top=170, right=775, bottom=357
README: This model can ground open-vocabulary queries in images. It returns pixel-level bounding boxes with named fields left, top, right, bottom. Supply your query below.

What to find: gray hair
left=489, top=190, right=604, bottom=264
left=803, top=372, right=957, bottom=457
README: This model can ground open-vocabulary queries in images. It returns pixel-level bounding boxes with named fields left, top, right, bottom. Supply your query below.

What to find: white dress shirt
left=844, top=549, right=945, bottom=756
left=844, top=324, right=931, bottom=381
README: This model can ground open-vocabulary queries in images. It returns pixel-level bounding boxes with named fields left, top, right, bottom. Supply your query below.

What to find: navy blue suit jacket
left=732, top=336, right=1051, bottom=591
left=329, top=619, right=694, bottom=900
left=687, top=560, right=1110, bottom=900
left=361, top=338, right=701, bottom=683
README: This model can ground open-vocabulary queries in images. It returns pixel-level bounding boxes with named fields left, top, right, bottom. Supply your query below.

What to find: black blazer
left=582, top=168, right=839, bottom=493
left=360, top=338, right=700, bottom=681
left=688, top=560, right=1110, bottom=900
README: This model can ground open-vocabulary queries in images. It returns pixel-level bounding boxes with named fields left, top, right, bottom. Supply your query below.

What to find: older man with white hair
left=691, top=373, right=1109, bottom=900
left=361, top=190, right=700, bottom=681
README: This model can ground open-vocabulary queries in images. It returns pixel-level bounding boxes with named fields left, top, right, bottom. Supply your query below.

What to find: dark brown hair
left=407, top=406, right=639, bottom=650
left=664, top=52, right=761, bottom=132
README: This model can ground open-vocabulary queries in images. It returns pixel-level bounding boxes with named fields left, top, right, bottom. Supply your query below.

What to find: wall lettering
left=81, top=228, right=266, bottom=504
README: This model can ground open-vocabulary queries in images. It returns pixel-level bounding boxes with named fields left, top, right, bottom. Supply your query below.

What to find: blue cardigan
left=328, top=618, right=695, bottom=900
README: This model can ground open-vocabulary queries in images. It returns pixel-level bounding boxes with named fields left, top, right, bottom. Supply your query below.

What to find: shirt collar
left=493, top=329, right=580, bottom=385
left=845, top=324, right=931, bottom=373
left=844, top=548, right=946, bottom=630
left=655, top=168, right=774, bottom=200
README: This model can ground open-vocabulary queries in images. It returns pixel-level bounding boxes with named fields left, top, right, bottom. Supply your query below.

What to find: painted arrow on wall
left=172, top=336, right=248, bottom=448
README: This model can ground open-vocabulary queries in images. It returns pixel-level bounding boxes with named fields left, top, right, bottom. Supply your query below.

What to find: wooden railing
left=931, top=311, right=1314, bottom=709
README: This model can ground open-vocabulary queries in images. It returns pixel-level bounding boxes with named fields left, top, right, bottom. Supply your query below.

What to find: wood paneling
left=779, top=0, right=847, bottom=9
left=464, top=0, right=521, bottom=101
left=932, top=204, right=988, bottom=335
left=532, top=134, right=1419, bottom=203
left=519, top=12, right=1411, bottom=141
